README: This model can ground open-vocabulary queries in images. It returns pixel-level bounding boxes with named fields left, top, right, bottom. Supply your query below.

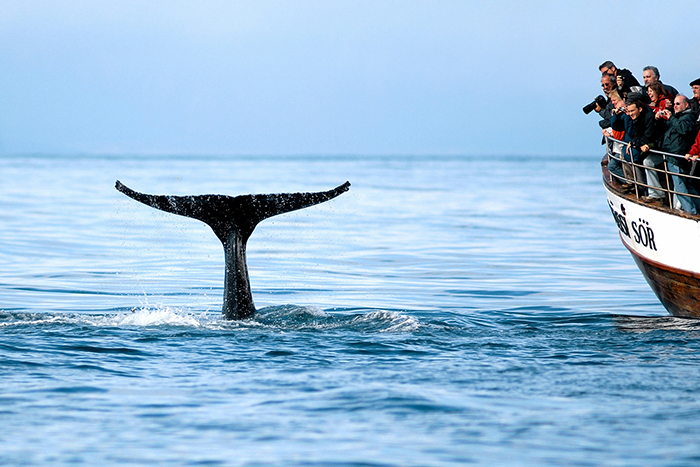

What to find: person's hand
left=640, top=144, right=650, bottom=152
left=626, top=143, right=632, bottom=155
left=603, top=129, right=612, bottom=137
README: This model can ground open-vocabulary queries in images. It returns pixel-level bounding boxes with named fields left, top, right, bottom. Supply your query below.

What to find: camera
left=583, top=95, right=608, bottom=114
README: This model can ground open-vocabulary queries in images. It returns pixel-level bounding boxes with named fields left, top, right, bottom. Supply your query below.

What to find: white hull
left=605, top=187, right=700, bottom=275
left=602, top=154, right=700, bottom=318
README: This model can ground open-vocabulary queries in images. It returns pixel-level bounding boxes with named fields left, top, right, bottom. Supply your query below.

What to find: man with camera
left=599, top=61, right=642, bottom=88
left=599, top=61, right=617, bottom=77
left=584, top=74, right=617, bottom=134
left=598, top=74, right=617, bottom=129
left=583, top=94, right=608, bottom=117
left=616, top=69, right=644, bottom=99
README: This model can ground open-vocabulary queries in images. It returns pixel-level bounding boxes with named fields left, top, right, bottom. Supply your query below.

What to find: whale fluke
left=116, top=180, right=350, bottom=320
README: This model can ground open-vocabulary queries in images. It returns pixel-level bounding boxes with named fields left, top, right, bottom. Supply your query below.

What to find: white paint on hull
left=605, top=187, right=700, bottom=275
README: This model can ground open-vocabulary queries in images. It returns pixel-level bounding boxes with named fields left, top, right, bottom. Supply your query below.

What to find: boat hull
left=603, top=162, right=700, bottom=318
left=629, top=248, right=700, bottom=318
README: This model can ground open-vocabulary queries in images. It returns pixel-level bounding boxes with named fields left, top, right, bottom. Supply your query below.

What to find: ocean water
left=2, top=154, right=700, bottom=466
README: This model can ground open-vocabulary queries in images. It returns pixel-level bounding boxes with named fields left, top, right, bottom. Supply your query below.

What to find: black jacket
left=690, top=97, right=700, bottom=122
left=662, top=109, right=698, bottom=155
left=598, top=98, right=613, bottom=129
left=628, top=105, right=656, bottom=149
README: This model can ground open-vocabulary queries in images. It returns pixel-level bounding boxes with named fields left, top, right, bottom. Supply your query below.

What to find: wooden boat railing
left=604, top=135, right=700, bottom=205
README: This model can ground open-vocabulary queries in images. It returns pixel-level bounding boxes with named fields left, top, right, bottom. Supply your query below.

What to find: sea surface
left=2, top=154, right=700, bottom=466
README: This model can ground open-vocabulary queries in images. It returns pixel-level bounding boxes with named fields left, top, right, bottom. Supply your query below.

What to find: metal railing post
left=663, top=155, right=671, bottom=206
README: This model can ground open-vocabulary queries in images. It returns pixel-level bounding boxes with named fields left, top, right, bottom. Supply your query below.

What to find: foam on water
left=0, top=308, right=203, bottom=328
left=104, top=307, right=204, bottom=327
left=0, top=305, right=422, bottom=334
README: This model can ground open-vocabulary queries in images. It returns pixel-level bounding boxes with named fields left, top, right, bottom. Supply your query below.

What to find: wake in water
left=5, top=305, right=682, bottom=335
left=614, top=315, right=700, bottom=333
left=254, top=305, right=421, bottom=332
left=0, top=305, right=421, bottom=333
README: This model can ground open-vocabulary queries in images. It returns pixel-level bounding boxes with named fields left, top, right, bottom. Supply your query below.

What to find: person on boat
left=642, top=66, right=678, bottom=97
left=604, top=91, right=625, bottom=136
left=625, top=97, right=655, bottom=175
left=682, top=101, right=700, bottom=184
left=607, top=91, right=634, bottom=184
left=600, top=61, right=642, bottom=90
left=603, top=90, right=628, bottom=159
left=610, top=96, right=653, bottom=192
left=648, top=82, right=673, bottom=147
left=598, top=60, right=644, bottom=95
left=688, top=78, right=700, bottom=122
left=644, top=95, right=699, bottom=211
left=599, top=61, right=617, bottom=77
left=647, top=82, right=672, bottom=118
left=597, top=74, right=618, bottom=131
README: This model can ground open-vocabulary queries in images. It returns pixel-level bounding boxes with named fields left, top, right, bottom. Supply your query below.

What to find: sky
left=1, top=0, right=699, bottom=156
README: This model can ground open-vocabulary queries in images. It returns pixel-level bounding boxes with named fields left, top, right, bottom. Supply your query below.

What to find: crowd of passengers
left=593, top=61, right=700, bottom=214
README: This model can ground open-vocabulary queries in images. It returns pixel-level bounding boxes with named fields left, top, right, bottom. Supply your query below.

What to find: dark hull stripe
left=624, top=243, right=700, bottom=318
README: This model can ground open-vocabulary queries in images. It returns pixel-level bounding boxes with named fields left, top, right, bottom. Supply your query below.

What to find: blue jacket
left=610, top=109, right=633, bottom=142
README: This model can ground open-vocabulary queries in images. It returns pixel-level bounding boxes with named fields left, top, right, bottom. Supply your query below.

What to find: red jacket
left=689, top=130, right=700, bottom=156
left=650, top=96, right=672, bottom=120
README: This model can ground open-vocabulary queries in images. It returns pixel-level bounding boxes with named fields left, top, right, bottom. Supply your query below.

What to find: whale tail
left=115, top=180, right=350, bottom=319
left=115, top=180, right=350, bottom=242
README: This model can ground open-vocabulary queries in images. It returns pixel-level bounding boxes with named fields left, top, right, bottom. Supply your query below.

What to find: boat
left=602, top=137, right=700, bottom=318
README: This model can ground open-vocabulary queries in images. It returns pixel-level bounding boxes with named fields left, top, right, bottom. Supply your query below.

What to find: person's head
left=642, top=66, right=660, bottom=86
left=674, top=94, right=689, bottom=112
left=601, top=74, right=616, bottom=94
left=691, top=78, right=700, bottom=99
left=609, top=90, right=623, bottom=107
left=599, top=61, right=617, bottom=76
left=625, top=100, right=643, bottom=120
left=647, top=82, right=667, bottom=103
left=647, top=86, right=657, bottom=103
